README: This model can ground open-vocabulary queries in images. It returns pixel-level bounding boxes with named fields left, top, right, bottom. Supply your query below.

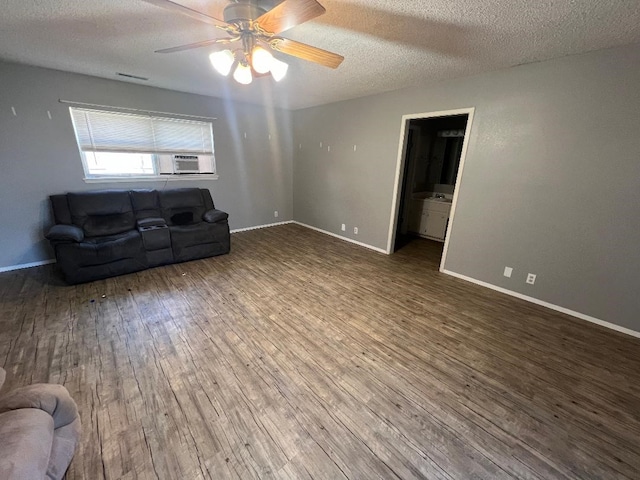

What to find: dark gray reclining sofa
left=45, top=188, right=230, bottom=284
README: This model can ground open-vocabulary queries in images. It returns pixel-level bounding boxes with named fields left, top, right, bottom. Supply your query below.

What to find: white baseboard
left=231, top=221, right=294, bottom=234
left=293, top=222, right=388, bottom=254
left=0, top=259, right=56, bottom=273
left=230, top=220, right=387, bottom=254
left=442, top=269, right=640, bottom=339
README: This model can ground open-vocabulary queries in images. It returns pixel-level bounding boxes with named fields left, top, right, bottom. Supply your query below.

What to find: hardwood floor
left=1, top=223, right=639, bottom=479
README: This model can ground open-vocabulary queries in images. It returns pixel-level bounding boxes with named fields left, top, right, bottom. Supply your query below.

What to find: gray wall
left=293, top=43, right=640, bottom=332
left=0, top=61, right=293, bottom=269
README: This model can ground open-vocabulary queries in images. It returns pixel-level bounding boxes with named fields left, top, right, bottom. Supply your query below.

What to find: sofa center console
left=137, top=217, right=172, bottom=267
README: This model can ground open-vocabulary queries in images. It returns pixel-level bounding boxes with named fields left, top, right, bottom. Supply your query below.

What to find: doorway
left=387, top=108, right=475, bottom=271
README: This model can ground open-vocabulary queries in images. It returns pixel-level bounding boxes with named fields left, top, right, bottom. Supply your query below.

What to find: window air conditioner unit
left=157, top=154, right=214, bottom=175
left=173, top=155, right=201, bottom=174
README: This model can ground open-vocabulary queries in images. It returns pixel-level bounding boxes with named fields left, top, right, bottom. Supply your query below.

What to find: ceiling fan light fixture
left=233, top=62, right=253, bottom=85
left=270, top=57, right=289, bottom=82
left=210, top=49, right=235, bottom=76
left=148, top=0, right=343, bottom=85
left=251, top=46, right=274, bottom=74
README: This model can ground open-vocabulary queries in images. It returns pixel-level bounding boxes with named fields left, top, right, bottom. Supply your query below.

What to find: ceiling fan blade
left=155, top=38, right=238, bottom=54
left=255, top=0, right=326, bottom=35
left=141, top=0, right=232, bottom=31
left=270, top=38, right=343, bottom=69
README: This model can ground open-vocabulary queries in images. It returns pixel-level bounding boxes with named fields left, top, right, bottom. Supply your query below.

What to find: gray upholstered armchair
left=0, top=368, right=81, bottom=479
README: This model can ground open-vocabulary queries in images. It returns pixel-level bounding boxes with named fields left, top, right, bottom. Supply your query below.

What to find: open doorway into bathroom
left=387, top=108, right=475, bottom=272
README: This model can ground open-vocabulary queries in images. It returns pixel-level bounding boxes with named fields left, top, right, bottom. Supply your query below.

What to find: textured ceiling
left=1, top=0, right=639, bottom=110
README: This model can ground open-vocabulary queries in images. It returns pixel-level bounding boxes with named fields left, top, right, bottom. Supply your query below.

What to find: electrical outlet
left=526, top=273, right=536, bottom=285
left=503, top=267, right=513, bottom=278
left=341, top=224, right=346, bottom=231
left=274, top=211, right=279, bottom=218
left=354, top=227, right=358, bottom=235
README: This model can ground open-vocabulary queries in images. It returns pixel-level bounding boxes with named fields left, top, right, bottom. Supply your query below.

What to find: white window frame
left=69, top=107, right=218, bottom=182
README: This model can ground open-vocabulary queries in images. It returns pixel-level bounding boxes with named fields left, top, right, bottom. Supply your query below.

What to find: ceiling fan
left=143, top=0, right=344, bottom=85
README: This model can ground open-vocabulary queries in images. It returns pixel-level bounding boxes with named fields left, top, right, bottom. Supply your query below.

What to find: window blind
left=70, top=107, right=214, bottom=155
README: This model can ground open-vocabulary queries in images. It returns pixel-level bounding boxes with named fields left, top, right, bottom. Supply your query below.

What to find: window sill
left=83, top=174, right=219, bottom=183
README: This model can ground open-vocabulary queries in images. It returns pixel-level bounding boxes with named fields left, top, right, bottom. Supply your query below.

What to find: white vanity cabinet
left=408, top=198, right=451, bottom=242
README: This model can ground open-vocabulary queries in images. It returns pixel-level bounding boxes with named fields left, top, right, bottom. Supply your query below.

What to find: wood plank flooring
left=1, top=223, right=639, bottom=479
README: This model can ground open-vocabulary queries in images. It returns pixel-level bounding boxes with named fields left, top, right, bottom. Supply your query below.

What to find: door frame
left=386, top=107, right=475, bottom=273
left=396, top=124, right=419, bottom=236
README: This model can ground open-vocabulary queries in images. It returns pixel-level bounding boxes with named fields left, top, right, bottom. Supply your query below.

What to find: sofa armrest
left=203, top=209, right=229, bottom=223
left=137, top=217, right=167, bottom=229
left=0, top=384, right=79, bottom=430
left=45, top=225, right=84, bottom=243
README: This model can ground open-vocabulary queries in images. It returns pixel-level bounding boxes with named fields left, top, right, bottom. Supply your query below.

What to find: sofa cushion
left=68, top=191, right=135, bottom=237
left=59, top=230, right=144, bottom=267
left=170, top=222, right=230, bottom=262
left=130, top=190, right=162, bottom=220
left=50, top=195, right=72, bottom=225
left=0, top=409, right=53, bottom=480
left=159, top=188, right=206, bottom=226
left=200, top=188, right=215, bottom=211
left=169, top=223, right=221, bottom=249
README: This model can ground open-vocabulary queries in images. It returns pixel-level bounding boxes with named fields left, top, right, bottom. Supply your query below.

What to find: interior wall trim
left=230, top=221, right=294, bottom=234
left=293, top=222, right=388, bottom=254
left=442, top=269, right=640, bottom=339
left=0, top=259, right=56, bottom=273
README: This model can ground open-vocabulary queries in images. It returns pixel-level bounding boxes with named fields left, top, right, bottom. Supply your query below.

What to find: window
left=84, top=152, right=156, bottom=176
left=69, top=107, right=216, bottom=180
